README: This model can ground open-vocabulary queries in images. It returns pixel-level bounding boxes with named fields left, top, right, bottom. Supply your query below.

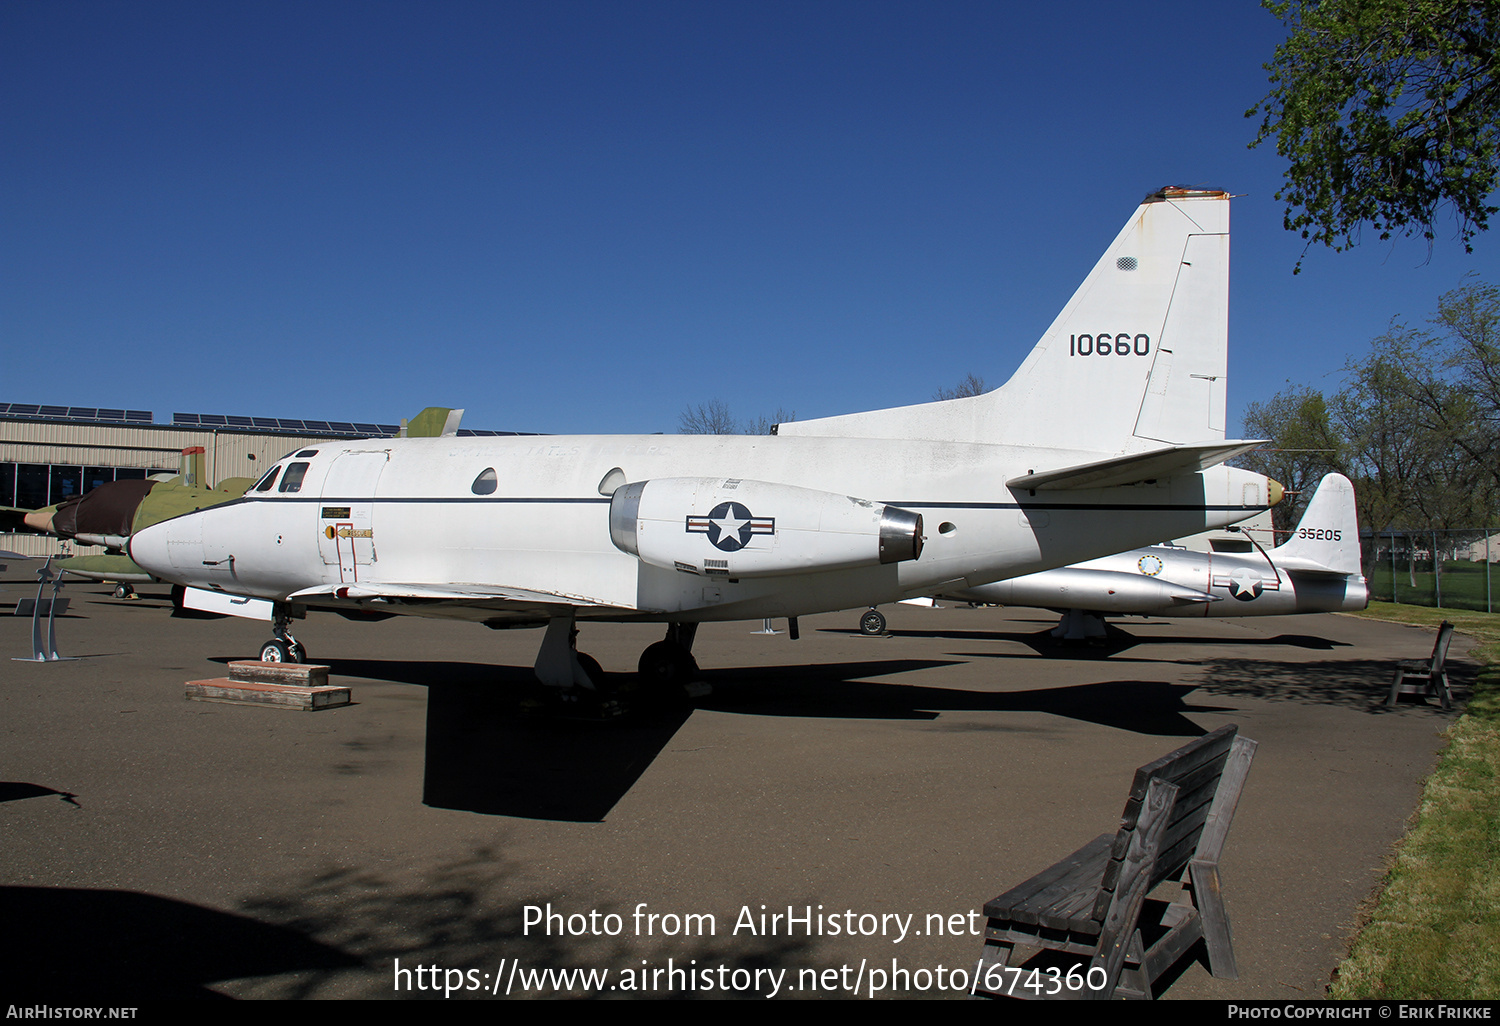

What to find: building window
left=16, top=464, right=48, bottom=509
left=49, top=466, right=85, bottom=505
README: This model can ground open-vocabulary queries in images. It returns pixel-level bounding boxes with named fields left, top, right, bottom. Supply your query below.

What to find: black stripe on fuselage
left=205, top=496, right=1267, bottom=513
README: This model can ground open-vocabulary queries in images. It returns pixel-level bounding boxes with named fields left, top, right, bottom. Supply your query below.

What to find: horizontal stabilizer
left=1277, top=558, right=1354, bottom=578
left=1007, top=440, right=1266, bottom=491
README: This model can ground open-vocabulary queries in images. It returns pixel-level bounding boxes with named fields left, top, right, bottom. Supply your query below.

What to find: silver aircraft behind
left=943, top=473, right=1366, bottom=640
left=128, top=187, right=1281, bottom=695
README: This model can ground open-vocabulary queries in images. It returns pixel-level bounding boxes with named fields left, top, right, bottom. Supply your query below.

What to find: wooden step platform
left=186, top=660, right=349, bottom=711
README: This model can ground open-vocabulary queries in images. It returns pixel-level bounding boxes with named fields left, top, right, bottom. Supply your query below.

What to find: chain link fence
left=1366, top=529, right=1499, bottom=612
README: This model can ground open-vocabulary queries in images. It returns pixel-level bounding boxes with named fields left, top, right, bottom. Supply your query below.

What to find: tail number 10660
left=1070, top=333, right=1151, bottom=357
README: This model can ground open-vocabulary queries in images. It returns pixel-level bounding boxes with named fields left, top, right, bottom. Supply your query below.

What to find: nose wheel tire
left=259, top=640, right=308, bottom=663
left=859, top=609, right=887, bottom=636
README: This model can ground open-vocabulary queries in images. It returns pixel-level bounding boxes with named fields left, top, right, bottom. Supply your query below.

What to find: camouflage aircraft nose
left=21, top=507, right=58, bottom=533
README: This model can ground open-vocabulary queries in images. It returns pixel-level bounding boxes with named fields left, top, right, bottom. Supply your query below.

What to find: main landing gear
left=637, top=622, right=701, bottom=698
left=859, top=607, right=888, bottom=636
left=532, top=615, right=705, bottom=710
left=259, top=606, right=308, bottom=663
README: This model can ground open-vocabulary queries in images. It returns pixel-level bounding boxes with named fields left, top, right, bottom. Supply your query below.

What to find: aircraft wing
left=1006, top=441, right=1267, bottom=491
left=286, top=582, right=614, bottom=608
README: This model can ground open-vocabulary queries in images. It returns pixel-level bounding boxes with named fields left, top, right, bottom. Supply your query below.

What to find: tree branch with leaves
left=1248, top=0, right=1500, bottom=271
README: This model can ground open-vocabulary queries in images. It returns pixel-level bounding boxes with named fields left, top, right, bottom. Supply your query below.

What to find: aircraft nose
left=127, top=520, right=171, bottom=579
left=22, top=507, right=58, bottom=533
left=1268, top=479, right=1284, bottom=506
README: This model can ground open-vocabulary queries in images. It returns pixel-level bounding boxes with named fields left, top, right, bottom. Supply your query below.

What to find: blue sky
left=4, top=1, right=1495, bottom=437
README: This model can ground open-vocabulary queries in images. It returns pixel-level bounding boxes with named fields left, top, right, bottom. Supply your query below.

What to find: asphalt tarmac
left=0, top=570, right=1473, bottom=1001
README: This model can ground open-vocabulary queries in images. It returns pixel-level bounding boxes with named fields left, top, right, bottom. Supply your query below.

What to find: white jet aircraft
left=128, top=187, right=1281, bottom=696
left=931, top=473, right=1366, bottom=640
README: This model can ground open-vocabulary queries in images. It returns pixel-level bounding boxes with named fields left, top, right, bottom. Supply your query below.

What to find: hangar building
left=0, top=402, right=518, bottom=559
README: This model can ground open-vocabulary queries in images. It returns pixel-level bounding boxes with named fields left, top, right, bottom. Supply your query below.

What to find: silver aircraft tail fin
left=1272, top=474, right=1363, bottom=576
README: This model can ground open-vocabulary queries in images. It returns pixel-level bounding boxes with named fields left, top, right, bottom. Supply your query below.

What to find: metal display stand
left=13, top=557, right=78, bottom=662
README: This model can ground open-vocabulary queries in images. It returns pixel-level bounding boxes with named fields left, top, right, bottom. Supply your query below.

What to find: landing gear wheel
left=287, top=641, right=307, bottom=663
left=638, top=641, right=699, bottom=699
left=260, top=640, right=292, bottom=662
left=112, top=584, right=136, bottom=600
left=860, top=609, right=887, bottom=636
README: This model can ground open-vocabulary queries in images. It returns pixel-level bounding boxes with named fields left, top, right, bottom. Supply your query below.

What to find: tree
left=678, top=399, right=739, bottom=435
left=1332, top=322, right=1495, bottom=585
left=1236, top=383, right=1348, bottom=535
left=1248, top=0, right=1500, bottom=270
left=678, top=400, right=794, bottom=435
left=932, top=373, right=987, bottom=401
left=1430, top=276, right=1500, bottom=494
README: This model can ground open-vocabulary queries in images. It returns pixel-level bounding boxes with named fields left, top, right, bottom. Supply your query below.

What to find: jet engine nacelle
left=609, top=477, right=923, bottom=578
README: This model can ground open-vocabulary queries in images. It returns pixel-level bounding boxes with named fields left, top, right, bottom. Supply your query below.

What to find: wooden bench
left=974, top=724, right=1257, bottom=1000
left=1388, top=621, right=1456, bottom=711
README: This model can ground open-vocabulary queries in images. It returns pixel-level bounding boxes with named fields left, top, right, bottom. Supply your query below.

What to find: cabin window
left=472, top=468, right=498, bottom=495
left=254, top=466, right=282, bottom=492
left=279, top=462, right=310, bottom=493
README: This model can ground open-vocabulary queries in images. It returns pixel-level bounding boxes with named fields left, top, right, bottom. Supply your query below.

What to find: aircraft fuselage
left=130, top=434, right=1274, bottom=625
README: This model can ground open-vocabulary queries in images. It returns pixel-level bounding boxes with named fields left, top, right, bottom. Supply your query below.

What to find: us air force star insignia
left=686, top=501, right=775, bottom=552
left=1138, top=554, right=1164, bottom=577
left=1211, top=566, right=1279, bottom=602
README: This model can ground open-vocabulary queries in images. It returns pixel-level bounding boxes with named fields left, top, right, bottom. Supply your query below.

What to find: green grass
left=1328, top=603, right=1500, bottom=998
left=1369, top=562, right=1499, bottom=612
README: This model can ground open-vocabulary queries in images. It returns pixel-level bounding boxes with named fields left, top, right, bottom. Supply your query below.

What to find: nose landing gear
left=259, top=606, right=307, bottom=663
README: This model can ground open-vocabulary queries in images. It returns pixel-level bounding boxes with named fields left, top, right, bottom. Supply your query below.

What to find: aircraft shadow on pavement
left=315, top=656, right=693, bottom=823
left=698, top=667, right=1227, bottom=738
left=0, top=782, right=79, bottom=806
left=823, top=622, right=1354, bottom=660
left=0, top=885, right=360, bottom=1000
left=312, top=656, right=1228, bottom=821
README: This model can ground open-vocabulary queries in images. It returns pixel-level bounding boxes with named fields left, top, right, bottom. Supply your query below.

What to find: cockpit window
left=254, top=466, right=282, bottom=492
left=279, top=462, right=310, bottom=493
left=472, top=468, right=498, bottom=495
left=295, top=449, right=319, bottom=458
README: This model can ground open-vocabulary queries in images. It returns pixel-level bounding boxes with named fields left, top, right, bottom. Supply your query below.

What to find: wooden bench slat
left=985, top=834, right=1112, bottom=923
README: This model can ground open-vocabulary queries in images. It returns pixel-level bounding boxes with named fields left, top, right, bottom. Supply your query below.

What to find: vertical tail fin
left=779, top=187, right=1230, bottom=451
left=1271, top=474, right=1362, bottom=575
